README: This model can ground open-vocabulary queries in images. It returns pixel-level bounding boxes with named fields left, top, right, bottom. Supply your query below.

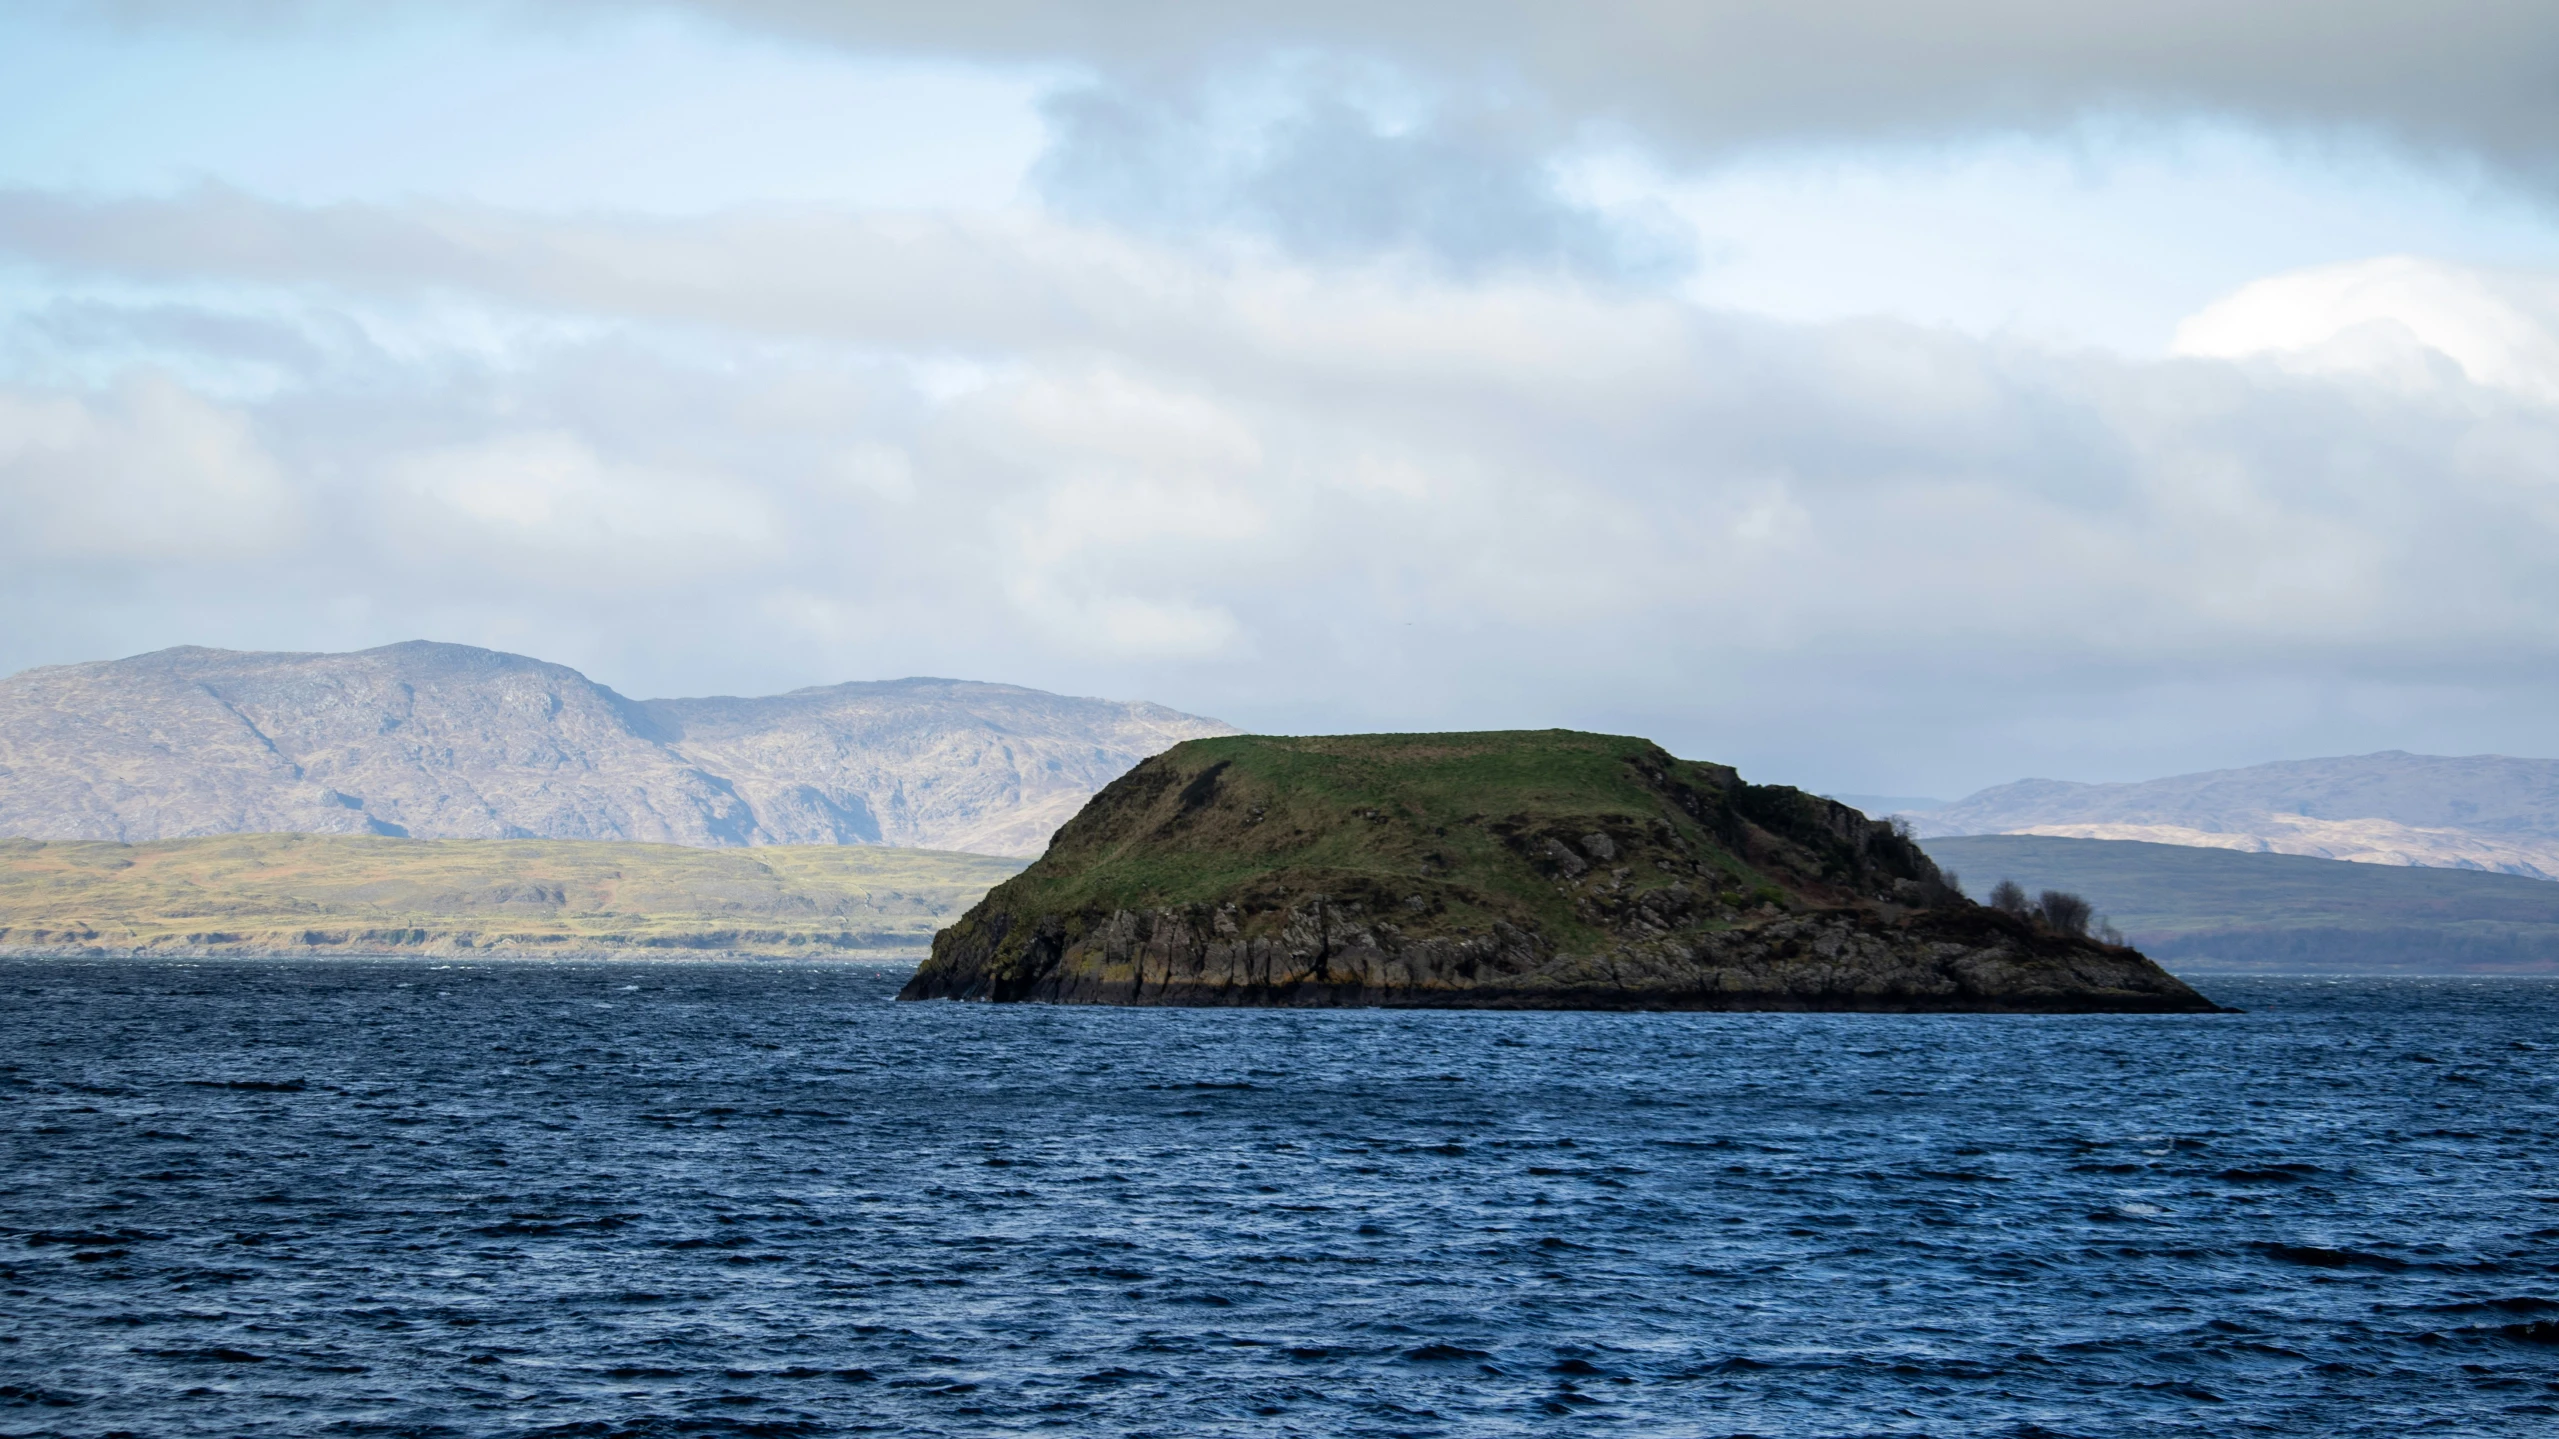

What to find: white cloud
left=5, top=193, right=2559, bottom=795
left=0, top=370, right=294, bottom=560
left=2173, top=256, right=2559, bottom=403
left=973, top=369, right=1270, bottom=660
left=830, top=443, right=915, bottom=502
left=385, top=429, right=776, bottom=579
left=997, top=366, right=1266, bottom=475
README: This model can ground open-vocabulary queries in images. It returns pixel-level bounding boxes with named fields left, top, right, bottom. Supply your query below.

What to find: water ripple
left=1, top=962, right=2555, bottom=1435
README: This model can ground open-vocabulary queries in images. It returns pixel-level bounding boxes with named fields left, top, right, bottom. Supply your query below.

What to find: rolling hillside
left=1925, top=834, right=2559, bottom=973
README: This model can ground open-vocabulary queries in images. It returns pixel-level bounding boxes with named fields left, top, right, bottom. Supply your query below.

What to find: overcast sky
left=4, top=1, right=2558, bottom=799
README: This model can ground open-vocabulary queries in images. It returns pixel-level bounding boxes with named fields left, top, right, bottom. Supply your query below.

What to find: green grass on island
left=968, top=729, right=1859, bottom=953
left=0, top=833, right=1028, bottom=958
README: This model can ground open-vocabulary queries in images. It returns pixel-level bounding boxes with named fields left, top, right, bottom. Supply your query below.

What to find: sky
left=4, top=1, right=2559, bottom=801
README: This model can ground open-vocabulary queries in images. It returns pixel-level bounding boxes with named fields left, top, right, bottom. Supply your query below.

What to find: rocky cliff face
left=900, top=731, right=2217, bottom=1013
left=0, top=644, right=1233, bottom=855
left=638, top=681, right=1229, bottom=856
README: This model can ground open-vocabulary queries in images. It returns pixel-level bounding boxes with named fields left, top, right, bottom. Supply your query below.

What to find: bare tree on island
left=2036, top=890, right=2094, bottom=938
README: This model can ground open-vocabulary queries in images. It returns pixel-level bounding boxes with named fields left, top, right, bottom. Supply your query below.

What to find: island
left=899, top=730, right=2219, bottom=1012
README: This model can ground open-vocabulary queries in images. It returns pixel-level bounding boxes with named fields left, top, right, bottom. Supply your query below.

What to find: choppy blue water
left=2, top=962, right=2554, bottom=1438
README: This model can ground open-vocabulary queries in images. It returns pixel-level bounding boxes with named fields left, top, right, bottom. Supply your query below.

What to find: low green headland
left=902, top=730, right=2215, bottom=1011
left=0, top=833, right=1026, bottom=958
left=1925, top=834, right=2559, bottom=974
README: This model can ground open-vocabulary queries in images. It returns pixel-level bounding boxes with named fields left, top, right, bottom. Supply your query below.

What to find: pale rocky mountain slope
left=635, top=680, right=1237, bottom=856
left=0, top=644, right=1234, bottom=856
left=1900, top=751, right=2559, bottom=879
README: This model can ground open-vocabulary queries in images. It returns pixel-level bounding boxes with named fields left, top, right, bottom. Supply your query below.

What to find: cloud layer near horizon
left=5, top=182, right=2558, bottom=793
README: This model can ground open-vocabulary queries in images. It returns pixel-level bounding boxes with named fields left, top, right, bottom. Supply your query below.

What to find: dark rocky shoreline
left=904, top=898, right=2214, bottom=1012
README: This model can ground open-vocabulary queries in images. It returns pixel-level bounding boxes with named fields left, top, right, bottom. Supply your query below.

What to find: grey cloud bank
left=4, top=186, right=2557, bottom=797
left=1031, top=81, right=1694, bottom=282
left=656, top=1, right=2559, bottom=184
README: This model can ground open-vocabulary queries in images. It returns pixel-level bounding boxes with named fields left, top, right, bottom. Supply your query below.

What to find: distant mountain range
left=0, top=644, right=1235, bottom=856
left=1875, top=751, right=2559, bottom=880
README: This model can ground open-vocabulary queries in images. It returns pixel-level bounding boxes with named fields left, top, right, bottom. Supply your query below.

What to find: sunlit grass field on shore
left=0, top=834, right=1026, bottom=958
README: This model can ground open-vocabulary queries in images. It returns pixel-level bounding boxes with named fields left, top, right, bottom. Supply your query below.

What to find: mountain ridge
left=1894, top=750, right=2559, bottom=879
left=0, top=643, right=1235, bottom=857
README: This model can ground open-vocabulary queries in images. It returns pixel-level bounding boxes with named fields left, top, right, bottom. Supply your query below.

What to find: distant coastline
left=0, top=833, right=1025, bottom=961
left=1925, top=834, right=2559, bottom=975
left=1883, top=751, right=2559, bottom=881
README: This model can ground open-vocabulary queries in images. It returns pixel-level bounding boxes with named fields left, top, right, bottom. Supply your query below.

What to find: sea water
left=1, top=961, right=2553, bottom=1437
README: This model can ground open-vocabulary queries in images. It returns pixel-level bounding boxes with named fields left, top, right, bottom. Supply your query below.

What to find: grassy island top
left=978, top=729, right=1924, bottom=950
